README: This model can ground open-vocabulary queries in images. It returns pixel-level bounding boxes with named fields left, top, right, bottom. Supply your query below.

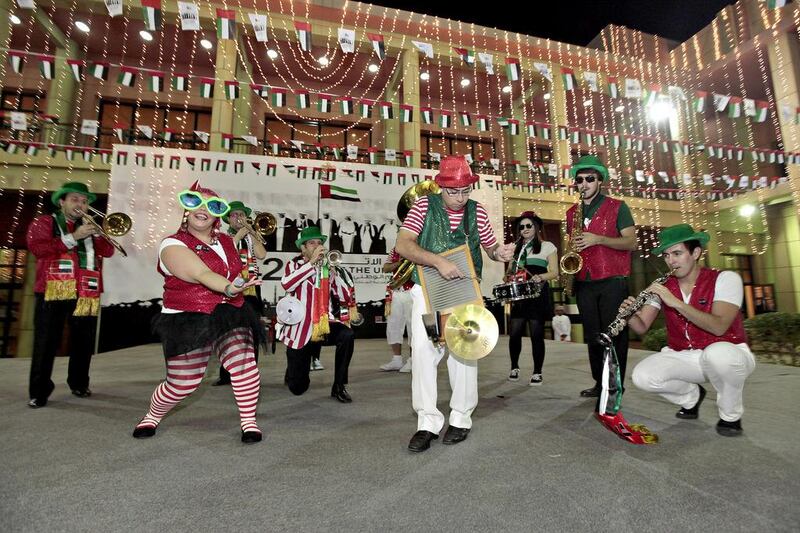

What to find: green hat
left=569, top=155, right=609, bottom=181
left=222, top=201, right=252, bottom=224
left=51, top=182, right=96, bottom=207
left=295, top=226, right=328, bottom=249
left=651, top=224, right=710, bottom=256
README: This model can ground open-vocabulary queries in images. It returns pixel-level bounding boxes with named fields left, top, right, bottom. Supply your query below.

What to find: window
left=0, top=248, right=27, bottom=358
left=97, top=100, right=211, bottom=150
left=1, top=90, right=48, bottom=142
left=721, top=254, right=757, bottom=318
left=421, top=133, right=496, bottom=170
left=264, top=117, right=371, bottom=161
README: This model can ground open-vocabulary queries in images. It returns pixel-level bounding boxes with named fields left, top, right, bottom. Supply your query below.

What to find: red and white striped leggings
left=136, top=327, right=261, bottom=434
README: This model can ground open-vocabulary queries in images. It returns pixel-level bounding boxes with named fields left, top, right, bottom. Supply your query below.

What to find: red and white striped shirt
left=400, top=195, right=497, bottom=248
left=278, top=255, right=352, bottom=350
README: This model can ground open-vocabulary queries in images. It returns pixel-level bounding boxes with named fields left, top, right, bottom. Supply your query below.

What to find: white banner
left=178, top=2, right=200, bottom=31
left=104, top=146, right=504, bottom=306
left=248, top=13, right=269, bottom=42
left=338, top=28, right=356, bottom=53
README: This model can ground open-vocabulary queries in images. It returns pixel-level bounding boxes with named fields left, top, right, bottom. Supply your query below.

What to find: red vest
left=159, top=231, right=244, bottom=313
left=566, top=196, right=631, bottom=281
left=663, top=268, right=748, bottom=350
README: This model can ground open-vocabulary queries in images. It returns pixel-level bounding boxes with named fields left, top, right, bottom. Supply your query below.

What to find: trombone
left=76, top=207, right=132, bottom=257
left=244, top=212, right=277, bottom=246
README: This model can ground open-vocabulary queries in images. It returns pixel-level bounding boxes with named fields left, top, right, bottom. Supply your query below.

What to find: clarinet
left=597, top=268, right=676, bottom=347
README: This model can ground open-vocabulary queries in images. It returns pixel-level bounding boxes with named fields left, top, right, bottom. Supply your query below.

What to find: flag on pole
left=476, top=114, right=489, bottom=132
left=118, top=66, right=138, bottom=87
left=400, top=104, right=413, bottom=123
left=607, top=76, right=618, bottom=98
left=7, top=51, right=25, bottom=74
left=250, top=83, right=269, bottom=97
left=459, top=111, right=472, bottom=127
left=216, top=9, right=236, bottom=40
left=404, top=150, right=413, bottom=166
left=90, top=61, right=109, bottom=80
left=505, top=57, right=520, bottom=81
left=295, top=21, right=312, bottom=51
left=149, top=71, right=165, bottom=92
left=172, top=74, right=188, bottom=91
left=224, top=80, right=240, bottom=100
left=453, top=47, right=475, bottom=65
left=320, top=184, right=361, bottom=202
left=440, top=110, right=452, bottom=129
left=561, top=67, right=576, bottom=91
left=317, top=94, right=332, bottom=113
left=199, top=77, right=214, bottom=98
left=360, top=99, right=374, bottom=118
left=340, top=97, right=354, bottom=115
left=379, top=101, right=393, bottom=120
left=67, top=60, right=84, bottom=81
left=141, top=0, right=162, bottom=31
left=368, top=147, right=378, bottom=164
left=38, top=54, right=55, bottom=79
left=421, top=107, right=433, bottom=124
left=367, top=33, right=386, bottom=60
left=271, top=88, right=287, bottom=107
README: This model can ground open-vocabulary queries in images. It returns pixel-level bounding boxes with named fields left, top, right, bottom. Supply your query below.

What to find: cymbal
left=444, top=304, right=498, bottom=360
left=397, top=181, right=441, bottom=222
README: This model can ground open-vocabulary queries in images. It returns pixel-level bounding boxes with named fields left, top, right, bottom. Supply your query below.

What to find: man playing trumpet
left=396, top=155, right=515, bottom=452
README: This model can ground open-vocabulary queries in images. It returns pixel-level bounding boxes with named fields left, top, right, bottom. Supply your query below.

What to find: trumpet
left=326, top=249, right=343, bottom=266
left=76, top=207, right=131, bottom=257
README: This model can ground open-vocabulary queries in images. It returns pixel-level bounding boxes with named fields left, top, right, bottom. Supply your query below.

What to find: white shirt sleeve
left=158, top=238, right=187, bottom=276
left=714, top=271, right=744, bottom=307
left=61, top=233, right=78, bottom=249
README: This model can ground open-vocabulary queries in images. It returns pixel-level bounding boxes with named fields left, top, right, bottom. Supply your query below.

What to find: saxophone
left=560, top=190, right=584, bottom=297
left=596, top=268, right=676, bottom=347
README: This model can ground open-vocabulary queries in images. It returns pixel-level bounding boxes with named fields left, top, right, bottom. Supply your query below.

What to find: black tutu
left=509, top=284, right=553, bottom=322
left=152, top=303, right=265, bottom=359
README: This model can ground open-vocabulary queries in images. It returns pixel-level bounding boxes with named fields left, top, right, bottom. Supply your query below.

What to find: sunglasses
left=518, top=223, right=533, bottom=230
left=574, top=175, right=597, bottom=184
left=177, top=190, right=231, bottom=217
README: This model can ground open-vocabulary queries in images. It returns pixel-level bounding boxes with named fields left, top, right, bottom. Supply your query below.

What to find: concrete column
left=209, top=39, right=237, bottom=152
left=45, top=46, right=78, bottom=144
left=508, top=98, right=529, bottom=181
left=548, top=64, right=571, bottom=187
left=401, top=46, right=422, bottom=168
left=0, top=0, right=11, bottom=95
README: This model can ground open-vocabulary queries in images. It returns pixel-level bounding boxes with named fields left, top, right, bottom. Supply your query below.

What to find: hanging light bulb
left=9, top=14, right=21, bottom=25
left=502, top=85, right=512, bottom=94
left=460, top=78, right=471, bottom=87
left=139, top=30, right=153, bottom=41
left=368, top=64, right=379, bottom=73
left=266, top=49, right=278, bottom=59
left=420, top=72, right=430, bottom=81
left=75, top=21, right=90, bottom=33
left=318, top=56, right=329, bottom=66
left=200, top=39, right=213, bottom=49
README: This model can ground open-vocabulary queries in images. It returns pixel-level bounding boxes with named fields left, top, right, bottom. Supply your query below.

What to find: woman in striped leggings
left=133, top=181, right=264, bottom=443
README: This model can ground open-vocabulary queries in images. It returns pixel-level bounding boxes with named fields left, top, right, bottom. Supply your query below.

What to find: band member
left=214, top=201, right=267, bottom=386
left=380, top=248, right=413, bottom=372
left=280, top=226, right=357, bottom=402
left=566, top=155, right=637, bottom=398
left=25, top=182, right=115, bottom=408
left=625, top=224, right=755, bottom=436
left=396, top=155, right=515, bottom=453
left=552, top=305, right=572, bottom=341
left=506, top=212, right=558, bottom=386
left=132, top=182, right=263, bottom=443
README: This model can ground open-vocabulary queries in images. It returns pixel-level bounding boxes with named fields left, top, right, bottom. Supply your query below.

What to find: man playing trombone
left=25, top=182, right=116, bottom=408
left=214, top=201, right=267, bottom=386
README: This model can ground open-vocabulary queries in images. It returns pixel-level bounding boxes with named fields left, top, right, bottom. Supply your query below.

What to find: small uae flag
left=693, top=91, right=707, bottom=113
left=313, top=143, right=324, bottom=156
left=118, top=66, right=138, bottom=87
left=558, top=126, right=568, bottom=141
left=317, top=94, right=332, bottom=113
left=25, top=143, right=39, bottom=156
left=767, top=0, right=787, bottom=8
left=135, top=152, right=146, bottom=167
left=440, top=110, right=452, bottom=129
left=224, top=80, right=240, bottom=100
left=526, top=122, right=536, bottom=138
left=201, top=158, right=211, bottom=171
left=294, top=21, right=312, bottom=52
left=505, top=57, right=520, bottom=81
left=453, top=47, right=475, bottom=65
left=360, top=99, right=374, bottom=118
left=38, top=55, right=55, bottom=79
left=171, top=74, right=188, bottom=91
left=561, top=67, right=576, bottom=91
left=379, top=101, right=394, bottom=120
left=169, top=155, right=180, bottom=169
left=539, top=124, right=551, bottom=140
left=199, top=77, right=214, bottom=98
left=91, top=61, right=110, bottom=80
left=222, top=133, right=233, bottom=150
left=67, top=60, right=84, bottom=81
left=216, top=160, right=227, bottom=172
left=796, top=107, right=800, bottom=125
left=569, top=127, right=580, bottom=144
left=65, top=148, right=77, bottom=161
left=611, top=134, right=621, bottom=148
left=250, top=83, right=269, bottom=97
left=234, top=160, right=244, bottom=174
left=340, top=97, right=354, bottom=115
left=332, top=145, right=342, bottom=160
left=162, top=128, right=175, bottom=142
left=754, top=100, right=769, bottom=123
left=476, top=115, right=489, bottom=132
left=194, top=131, right=209, bottom=144
left=116, top=151, right=128, bottom=165
left=47, top=144, right=57, bottom=157
left=100, top=150, right=112, bottom=164
left=216, top=9, right=236, bottom=40
left=264, top=163, right=276, bottom=176
left=271, top=88, right=287, bottom=107
left=185, top=157, right=196, bottom=170
left=400, top=104, right=413, bottom=123
left=508, top=119, right=520, bottom=136
left=728, top=96, right=742, bottom=118
left=459, top=111, right=472, bottom=127
left=153, top=154, right=164, bottom=168
left=421, top=107, right=433, bottom=124
left=367, top=33, right=386, bottom=60
left=149, top=71, right=165, bottom=92
left=368, top=147, right=378, bottom=164
left=141, top=0, right=162, bottom=31
left=270, top=137, right=281, bottom=155
left=113, top=123, right=126, bottom=142
left=296, top=90, right=310, bottom=109
left=404, top=150, right=413, bottom=166
left=643, top=84, right=660, bottom=106
left=320, top=184, right=361, bottom=202
left=607, top=76, right=619, bottom=98
left=7, top=51, right=25, bottom=74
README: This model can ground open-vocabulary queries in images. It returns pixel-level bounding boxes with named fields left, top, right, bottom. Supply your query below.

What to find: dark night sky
left=372, top=1, right=736, bottom=46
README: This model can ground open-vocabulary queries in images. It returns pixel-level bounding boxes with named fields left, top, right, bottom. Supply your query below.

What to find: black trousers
left=576, top=277, right=630, bottom=386
left=218, top=295, right=263, bottom=382
left=285, top=322, right=354, bottom=396
left=29, top=294, right=98, bottom=400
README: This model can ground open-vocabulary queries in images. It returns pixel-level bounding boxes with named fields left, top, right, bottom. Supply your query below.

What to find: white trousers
left=409, top=284, right=478, bottom=434
left=632, top=342, right=755, bottom=422
left=386, top=289, right=413, bottom=345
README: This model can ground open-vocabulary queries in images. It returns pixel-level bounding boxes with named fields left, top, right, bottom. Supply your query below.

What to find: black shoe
left=442, top=426, right=470, bottom=445
left=132, top=426, right=156, bottom=439
left=580, top=385, right=600, bottom=398
left=212, top=378, right=231, bottom=387
left=676, top=385, right=706, bottom=419
left=408, top=430, right=438, bottom=452
left=241, top=430, right=263, bottom=444
left=716, top=418, right=743, bottom=437
left=71, top=388, right=92, bottom=398
left=331, top=384, right=352, bottom=403
left=27, top=398, right=47, bottom=409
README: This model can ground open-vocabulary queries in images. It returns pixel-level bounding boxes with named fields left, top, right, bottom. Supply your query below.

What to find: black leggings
left=509, top=318, right=545, bottom=374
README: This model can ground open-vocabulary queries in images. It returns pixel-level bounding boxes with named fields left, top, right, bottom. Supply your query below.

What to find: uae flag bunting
left=90, top=62, right=109, bottom=80
left=368, top=147, right=378, bottom=164
left=440, top=110, right=452, bottom=129
left=558, top=126, right=568, bottom=141
left=270, top=136, right=281, bottom=155
left=314, top=143, right=324, bottom=156
left=460, top=111, right=472, bottom=127
left=360, top=99, right=374, bottom=118
left=340, top=97, right=354, bottom=115
left=476, top=114, right=488, bottom=131
left=162, top=128, right=175, bottom=142
left=294, top=21, right=312, bottom=52
left=570, top=128, right=580, bottom=144
left=508, top=119, right=520, bottom=136
left=526, top=122, right=535, bottom=138
left=320, top=184, right=361, bottom=202
left=113, top=123, right=126, bottom=142
left=296, top=90, right=310, bottom=109
left=171, top=74, right=188, bottom=91
left=224, top=80, right=240, bottom=100
left=67, top=60, right=84, bottom=81
left=199, top=77, right=214, bottom=98
left=47, top=144, right=57, bottom=157
left=332, top=145, right=342, bottom=159
left=584, top=131, right=594, bottom=146
left=611, top=134, right=621, bottom=148
left=38, top=55, right=55, bottom=79
left=169, top=155, right=180, bottom=169
left=201, top=158, right=211, bottom=171
left=149, top=72, right=165, bottom=92
left=64, top=148, right=76, bottom=161
left=607, top=76, right=618, bottom=98
left=505, top=57, right=520, bottom=81
left=754, top=101, right=769, bottom=122
left=216, top=160, right=227, bottom=172
left=216, top=9, right=236, bottom=40
left=624, top=135, right=633, bottom=150
left=234, top=160, right=244, bottom=174
left=100, top=150, right=112, bottom=164
left=379, top=101, right=393, bottom=120
left=135, top=152, right=146, bottom=167
left=25, top=143, right=39, bottom=157
left=116, top=151, right=128, bottom=165
left=597, top=132, right=606, bottom=146
left=539, top=124, right=551, bottom=140
left=795, top=107, right=800, bottom=125
left=728, top=97, right=742, bottom=118
left=400, top=104, right=413, bottom=123
left=404, top=150, right=413, bottom=166
left=561, top=68, right=576, bottom=91
left=8, top=51, right=24, bottom=74
left=141, top=0, right=162, bottom=31
left=643, top=84, right=660, bottom=106
left=367, top=34, right=386, bottom=60
left=453, top=47, right=475, bottom=65
left=661, top=141, right=670, bottom=153
left=118, top=66, right=138, bottom=87
left=317, top=94, right=332, bottom=113
left=152, top=154, right=163, bottom=168
left=250, top=83, right=268, bottom=97
left=271, top=88, right=287, bottom=107
left=421, top=107, right=433, bottom=124
left=185, top=157, right=196, bottom=170
left=693, top=91, right=707, bottom=113
left=496, top=117, right=509, bottom=128
left=767, top=0, right=787, bottom=9
left=222, top=133, right=233, bottom=150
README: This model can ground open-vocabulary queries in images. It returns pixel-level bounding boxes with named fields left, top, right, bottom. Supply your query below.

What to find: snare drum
left=492, top=280, right=542, bottom=303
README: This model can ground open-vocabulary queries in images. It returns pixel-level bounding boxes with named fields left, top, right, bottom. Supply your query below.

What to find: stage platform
left=1, top=339, right=798, bottom=532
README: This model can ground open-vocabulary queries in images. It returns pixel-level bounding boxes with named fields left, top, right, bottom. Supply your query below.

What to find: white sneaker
left=508, top=369, right=520, bottom=381
left=399, top=359, right=412, bottom=373
left=311, top=359, right=324, bottom=371
left=530, top=373, right=543, bottom=386
left=380, top=358, right=404, bottom=371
